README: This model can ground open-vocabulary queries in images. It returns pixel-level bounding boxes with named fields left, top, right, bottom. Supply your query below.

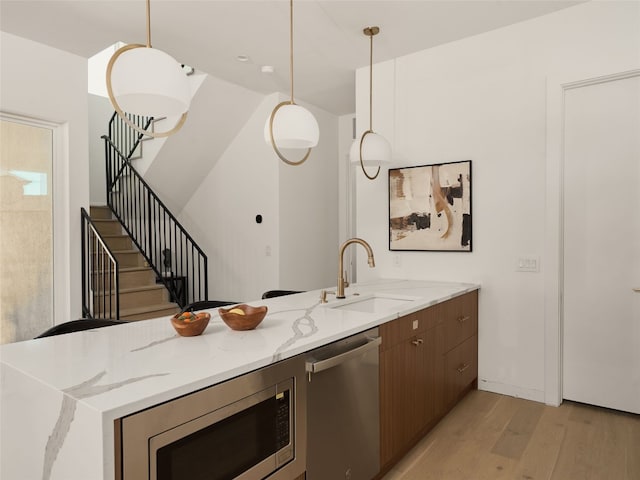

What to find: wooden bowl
left=219, top=304, right=268, bottom=331
left=171, top=311, right=211, bottom=337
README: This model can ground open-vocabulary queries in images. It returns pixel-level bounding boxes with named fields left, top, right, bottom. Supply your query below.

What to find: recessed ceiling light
left=236, top=55, right=250, bottom=62
left=261, top=65, right=274, bottom=74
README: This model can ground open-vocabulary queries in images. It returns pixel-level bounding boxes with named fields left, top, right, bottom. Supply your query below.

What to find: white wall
left=278, top=100, right=339, bottom=292
left=87, top=42, right=121, bottom=98
left=180, top=93, right=339, bottom=302
left=179, top=94, right=279, bottom=302
left=88, top=94, right=114, bottom=205
left=1, top=32, right=89, bottom=323
left=352, top=1, right=640, bottom=402
left=143, top=74, right=264, bottom=213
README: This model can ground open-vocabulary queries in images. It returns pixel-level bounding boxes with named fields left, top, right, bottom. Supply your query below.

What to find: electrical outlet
left=516, top=256, right=540, bottom=272
left=393, top=254, right=401, bottom=268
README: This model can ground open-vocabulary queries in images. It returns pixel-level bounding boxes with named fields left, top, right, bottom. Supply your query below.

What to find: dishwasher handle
left=306, top=336, right=381, bottom=375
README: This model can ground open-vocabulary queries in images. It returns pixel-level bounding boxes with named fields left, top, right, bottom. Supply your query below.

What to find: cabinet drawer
left=443, top=334, right=477, bottom=408
left=442, top=291, right=478, bottom=352
left=380, top=307, right=437, bottom=350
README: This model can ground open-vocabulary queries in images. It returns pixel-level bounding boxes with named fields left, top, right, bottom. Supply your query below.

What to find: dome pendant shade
left=349, top=131, right=392, bottom=166
left=264, top=103, right=319, bottom=149
left=109, top=46, right=190, bottom=118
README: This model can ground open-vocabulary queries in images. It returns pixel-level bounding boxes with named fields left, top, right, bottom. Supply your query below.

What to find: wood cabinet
left=379, top=308, right=442, bottom=467
left=379, top=290, right=478, bottom=472
left=439, top=290, right=479, bottom=412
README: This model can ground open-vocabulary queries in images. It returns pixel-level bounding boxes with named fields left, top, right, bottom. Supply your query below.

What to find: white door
left=563, top=73, right=640, bottom=414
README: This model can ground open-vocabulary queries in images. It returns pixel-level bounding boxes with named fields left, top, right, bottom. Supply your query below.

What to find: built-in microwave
left=115, top=356, right=306, bottom=480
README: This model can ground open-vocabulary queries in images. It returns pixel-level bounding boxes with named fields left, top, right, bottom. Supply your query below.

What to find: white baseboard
left=477, top=378, right=546, bottom=404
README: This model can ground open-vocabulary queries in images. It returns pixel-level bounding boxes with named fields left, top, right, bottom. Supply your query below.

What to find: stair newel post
left=106, top=240, right=111, bottom=319
left=98, top=235, right=104, bottom=317
left=104, top=138, right=111, bottom=200
left=190, top=243, right=194, bottom=307
left=114, top=256, right=120, bottom=320
left=95, top=235, right=100, bottom=318
left=204, top=255, right=208, bottom=301
left=81, top=211, right=87, bottom=318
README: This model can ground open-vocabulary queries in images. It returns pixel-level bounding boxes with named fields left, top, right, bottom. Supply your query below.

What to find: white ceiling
left=1, top=0, right=584, bottom=114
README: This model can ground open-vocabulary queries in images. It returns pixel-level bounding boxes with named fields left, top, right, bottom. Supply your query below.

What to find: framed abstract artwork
left=389, top=160, right=472, bottom=252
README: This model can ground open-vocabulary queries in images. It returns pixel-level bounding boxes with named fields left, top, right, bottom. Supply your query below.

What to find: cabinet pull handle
left=633, top=288, right=640, bottom=293
left=457, top=363, right=470, bottom=373
left=411, top=338, right=424, bottom=346
left=457, top=315, right=470, bottom=324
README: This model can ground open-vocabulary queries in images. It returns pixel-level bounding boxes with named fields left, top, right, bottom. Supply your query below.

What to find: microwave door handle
left=305, top=336, right=381, bottom=377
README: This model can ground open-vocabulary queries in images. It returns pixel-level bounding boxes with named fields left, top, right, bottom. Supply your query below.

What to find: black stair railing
left=81, top=208, right=120, bottom=319
left=101, top=114, right=208, bottom=310
left=108, top=111, right=152, bottom=160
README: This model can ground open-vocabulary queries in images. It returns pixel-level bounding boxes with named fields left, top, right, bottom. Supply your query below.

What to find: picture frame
left=389, top=160, right=472, bottom=252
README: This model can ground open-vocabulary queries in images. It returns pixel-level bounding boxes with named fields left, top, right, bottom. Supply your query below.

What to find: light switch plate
left=412, top=319, right=419, bottom=330
left=516, top=256, right=540, bottom=272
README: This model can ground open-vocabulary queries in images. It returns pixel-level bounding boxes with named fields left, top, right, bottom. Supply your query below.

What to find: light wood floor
left=381, top=390, right=640, bottom=480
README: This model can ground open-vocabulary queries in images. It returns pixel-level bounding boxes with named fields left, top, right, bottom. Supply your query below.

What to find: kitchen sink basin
left=326, top=294, right=417, bottom=314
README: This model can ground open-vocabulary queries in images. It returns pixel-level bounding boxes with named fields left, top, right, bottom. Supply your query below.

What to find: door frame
left=544, top=68, right=640, bottom=406
left=0, top=111, right=67, bottom=328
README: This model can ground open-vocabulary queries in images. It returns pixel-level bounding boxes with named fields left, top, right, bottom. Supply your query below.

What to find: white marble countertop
left=0, top=279, right=478, bottom=480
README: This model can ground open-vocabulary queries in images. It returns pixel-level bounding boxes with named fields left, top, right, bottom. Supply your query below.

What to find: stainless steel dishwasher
left=305, top=327, right=381, bottom=480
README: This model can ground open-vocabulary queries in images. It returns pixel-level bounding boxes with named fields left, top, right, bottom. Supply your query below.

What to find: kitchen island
left=0, top=279, right=479, bottom=480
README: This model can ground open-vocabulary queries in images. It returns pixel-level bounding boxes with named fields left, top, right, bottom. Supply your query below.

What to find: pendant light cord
left=290, top=0, right=295, bottom=103
left=369, top=30, right=373, bottom=131
left=146, top=0, right=151, bottom=47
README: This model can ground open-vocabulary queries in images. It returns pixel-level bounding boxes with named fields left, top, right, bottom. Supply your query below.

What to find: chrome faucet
left=337, top=238, right=375, bottom=299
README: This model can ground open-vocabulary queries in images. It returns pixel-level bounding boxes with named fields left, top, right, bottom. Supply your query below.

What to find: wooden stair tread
left=120, top=266, right=152, bottom=273
left=95, top=249, right=140, bottom=254
left=91, top=266, right=152, bottom=275
left=119, top=302, right=180, bottom=317
left=100, top=234, right=129, bottom=239
left=98, top=284, right=167, bottom=295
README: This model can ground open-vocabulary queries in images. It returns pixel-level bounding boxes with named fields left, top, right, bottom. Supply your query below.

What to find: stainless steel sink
left=326, top=294, right=417, bottom=313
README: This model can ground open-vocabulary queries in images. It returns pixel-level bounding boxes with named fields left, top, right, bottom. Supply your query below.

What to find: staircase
left=89, top=205, right=180, bottom=321
left=81, top=111, right=208, bottom=320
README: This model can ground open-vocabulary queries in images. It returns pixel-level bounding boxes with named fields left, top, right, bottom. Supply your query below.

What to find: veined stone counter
left=0, top=279, right=479, bottom=480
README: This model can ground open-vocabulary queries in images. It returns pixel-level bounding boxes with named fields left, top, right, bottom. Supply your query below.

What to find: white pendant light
left=264, top=0, right=319, bottom=166
left=264, top=103, right=319, bottom=149
left=110, top=47, right=189, bottom=117
left=350, top=26, right=391, bottom=180
left=349, top=132, right=392, bottom=167
left=106, top=0, right=190, bottom=137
